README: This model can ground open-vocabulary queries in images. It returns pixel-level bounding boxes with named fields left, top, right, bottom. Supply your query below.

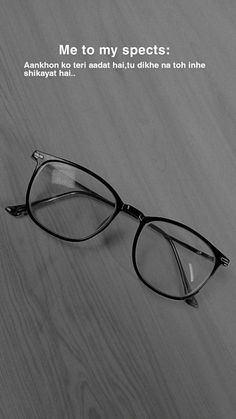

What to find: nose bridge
left=121, top=203, right=144, bottom=221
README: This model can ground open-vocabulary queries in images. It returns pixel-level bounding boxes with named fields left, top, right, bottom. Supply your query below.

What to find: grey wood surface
left=1, top=1, right=236, bottom=418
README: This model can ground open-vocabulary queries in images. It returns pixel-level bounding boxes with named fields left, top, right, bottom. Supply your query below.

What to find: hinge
left=5, top=204, right=28, bottom=217
left=220, top=256, right=230, bottom=267
left=33, top=151, right=44, bottom=160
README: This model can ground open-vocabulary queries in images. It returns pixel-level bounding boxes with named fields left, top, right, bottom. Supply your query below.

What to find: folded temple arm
left=5, top=190, right=218, bottom=264
left=6, top=184, right=229, bottom=309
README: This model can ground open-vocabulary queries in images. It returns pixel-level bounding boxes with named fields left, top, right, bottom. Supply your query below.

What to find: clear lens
left=135, top=220, right=215, bottom=298
left=29, top=162, right=117, bottom=240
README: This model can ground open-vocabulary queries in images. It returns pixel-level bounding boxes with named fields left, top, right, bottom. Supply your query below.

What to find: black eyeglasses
left=6, top=150, right=230, bottom=308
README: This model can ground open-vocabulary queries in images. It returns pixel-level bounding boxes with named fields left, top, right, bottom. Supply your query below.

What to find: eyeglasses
left=6, top=150, right=230, bottom=308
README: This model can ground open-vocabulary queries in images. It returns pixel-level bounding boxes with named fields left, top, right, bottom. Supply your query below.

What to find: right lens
left=134, top=220, right=215, bottom=298
left=28, top=161, right=117, bottom=240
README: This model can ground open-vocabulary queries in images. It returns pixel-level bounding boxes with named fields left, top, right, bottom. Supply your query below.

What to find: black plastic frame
left=132, top=217, right=227, bottom=302
left=26, top=153, right=123, bottom=242
left=5, top=150, right=230, bottom=308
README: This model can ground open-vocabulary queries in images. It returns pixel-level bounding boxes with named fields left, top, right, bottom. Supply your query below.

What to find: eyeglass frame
left=6, top=150, right=230, bottom=308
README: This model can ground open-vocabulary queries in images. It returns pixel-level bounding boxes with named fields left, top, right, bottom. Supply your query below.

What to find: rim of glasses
left=25, top=153, right=124, bottom=242
left=132, top=216, right=222, bottom=300
left=6, top=149, right=228, bottom=304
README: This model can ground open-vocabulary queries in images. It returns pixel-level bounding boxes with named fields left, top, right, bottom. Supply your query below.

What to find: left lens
left=134, top=220, right=215, bottom=298
left=28, top=161, right=117, bottom=240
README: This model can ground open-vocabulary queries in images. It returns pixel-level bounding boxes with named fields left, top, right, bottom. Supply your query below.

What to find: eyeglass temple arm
left=144, top=223, right=198, bottom=307
left=148, top=223, right=214, bottom=262
left=6, top=193, right=199, bottom=308
left=6, top=192, right=199, bottom=307
left=6, top=187, right=227, bottom=267
left=5, top=177, right=115, bottom=216
left=165, top=235, right=198, bottom=307
left=6, top=190, right=225, bottom=308
left=5, top=190, right=114, bottom=215
left=93, top=202, right=197, bottom=306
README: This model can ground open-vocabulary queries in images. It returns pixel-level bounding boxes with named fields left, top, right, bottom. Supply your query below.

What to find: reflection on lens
left=135, top=221, right=215, bottom=298
left=29, top=162, right=117, bottom=240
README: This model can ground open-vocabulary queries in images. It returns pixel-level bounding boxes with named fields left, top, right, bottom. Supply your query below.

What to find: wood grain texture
left=1, top=1, right=236, bottom=418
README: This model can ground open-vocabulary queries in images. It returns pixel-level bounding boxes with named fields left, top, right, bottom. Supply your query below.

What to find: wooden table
left=1, top=1, right=236, bottom=418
